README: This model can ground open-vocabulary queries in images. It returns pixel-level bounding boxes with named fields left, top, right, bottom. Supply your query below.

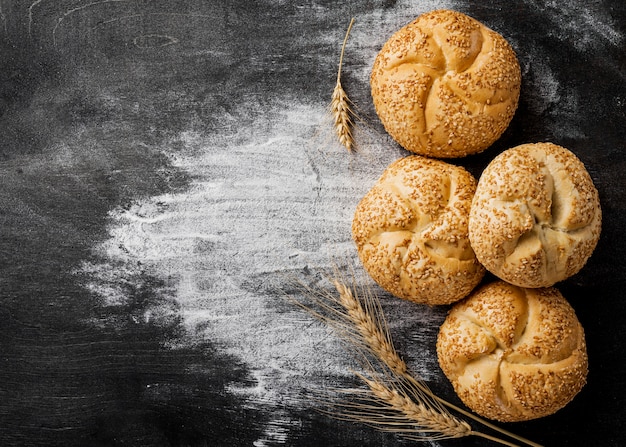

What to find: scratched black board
left=0, top=1, right=624, bottom=446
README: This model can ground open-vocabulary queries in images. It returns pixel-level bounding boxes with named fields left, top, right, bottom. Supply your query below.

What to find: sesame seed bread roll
left=370, top=9, right=521, bottom=158
left=352, top=155, right=485, bottom=305
left=469, top=142, right=602, bottom=288
left=436, top=281, right=588, bottom=422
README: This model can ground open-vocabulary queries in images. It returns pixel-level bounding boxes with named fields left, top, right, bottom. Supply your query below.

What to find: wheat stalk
left=330, top=17, right=356, bottom=151
left=347, top=372, right=473, bottom=441
left=333, top=279, right=408, bottom=375
left=292, top=271, right=543, bottom=447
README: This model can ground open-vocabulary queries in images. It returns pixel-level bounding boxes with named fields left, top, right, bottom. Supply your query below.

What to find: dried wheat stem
left=336, top=17, right=354, bottom=83
left=331, top=17, right=356, bottom=151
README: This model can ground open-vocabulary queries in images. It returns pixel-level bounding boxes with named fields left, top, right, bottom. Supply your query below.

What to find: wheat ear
left=333, top=279, right=408, bottom=375
left=344, top=373, right=474, bottom=441
left=330, top=278, right=544, bottom=447
left=330, top=17, right=356, bottom=151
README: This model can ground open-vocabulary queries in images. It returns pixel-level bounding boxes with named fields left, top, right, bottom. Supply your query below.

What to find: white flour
left=78, top=98, right=429, bottom=444
left=532, top=0, right=624, bottom=51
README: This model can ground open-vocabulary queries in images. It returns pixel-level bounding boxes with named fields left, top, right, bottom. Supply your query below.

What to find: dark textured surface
left=0, top=1, right=624, bottom=446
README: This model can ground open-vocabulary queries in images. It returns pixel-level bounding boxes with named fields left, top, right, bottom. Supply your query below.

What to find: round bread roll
left=352, top=155, right=485, bottom=305
left=370, top=9, right=521, bottom=158
left=469, top=142, right=602, bottom=288
left=436, top=281, right=588, bottom=422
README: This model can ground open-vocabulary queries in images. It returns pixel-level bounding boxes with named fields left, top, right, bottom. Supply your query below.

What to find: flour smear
left=528, top=0, right=624, bottom=51
left=77, top=1, right=463, bottom=445
left=79, top=98, right=436, bottom=445
left=78, top=98, right=424, bottom=446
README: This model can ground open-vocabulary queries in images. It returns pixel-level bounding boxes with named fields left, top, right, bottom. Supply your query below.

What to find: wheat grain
left=332, top=278, right=448, bottom=401
left=333, top=279, right=408, bottom=376
left=360, top=375, right=473, bottom=439
left=330, top=17, right=356, bottom=151
left=330, top=81, right=354, bottom=151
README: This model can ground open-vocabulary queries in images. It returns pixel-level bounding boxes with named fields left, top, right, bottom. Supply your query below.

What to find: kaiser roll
left=370, top=9, right=521, bottom=158
left=436, top=281, right=588, bottom=422
left=468, top=142, right=602, bottom=288
left=352, top=155, right=485, bottom=305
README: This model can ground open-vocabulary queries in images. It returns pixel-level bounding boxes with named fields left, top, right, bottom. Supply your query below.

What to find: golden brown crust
left=468, top=142, right=602, bottom=288
left=370, top=9, right=521, bottom=158
left=352, top=155, right=485, bottom=305
left=436, top=281, right=588, bottom=422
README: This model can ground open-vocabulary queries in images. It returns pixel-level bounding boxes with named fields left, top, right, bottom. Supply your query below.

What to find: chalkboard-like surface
left=1, top=1, right=624, bottom=446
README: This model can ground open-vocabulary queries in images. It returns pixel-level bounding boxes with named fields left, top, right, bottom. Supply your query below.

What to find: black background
left=1, top=1, right=624, bottom=446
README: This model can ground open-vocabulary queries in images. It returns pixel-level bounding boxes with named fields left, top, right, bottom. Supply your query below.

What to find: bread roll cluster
left=351, top=9, right=601, bottom=422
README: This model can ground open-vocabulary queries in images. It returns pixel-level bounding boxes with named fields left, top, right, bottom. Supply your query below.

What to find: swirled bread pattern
left=352, top=156, right=484, bottom=305
left=469, top=143, right=602, bottom=288
left=437, top=281, right=588, bottom=422
left=370, top=9, right=521, bottom=158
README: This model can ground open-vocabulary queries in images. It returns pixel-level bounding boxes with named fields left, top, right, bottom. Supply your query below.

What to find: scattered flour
left=75, top=1, right=464, bottom=445
left=535, top=0, right=624, bottom=51
left=78, top=98, right=441, bottom=444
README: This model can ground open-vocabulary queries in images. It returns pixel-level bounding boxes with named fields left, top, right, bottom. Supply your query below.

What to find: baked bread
left=352, top=155, right=484, bottom=305
left=370, top=9, right=521, bottom=158
left=436, top=281, right=588, bottom=422
left=469, top=142, right=602, bottom=288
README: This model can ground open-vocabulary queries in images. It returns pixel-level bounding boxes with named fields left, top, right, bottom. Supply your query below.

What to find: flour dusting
left=78, top=97, right=443, bottom=443
left=76, top=1, right=462, bottom=445
left=538, top=0, right=624, bottom=50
